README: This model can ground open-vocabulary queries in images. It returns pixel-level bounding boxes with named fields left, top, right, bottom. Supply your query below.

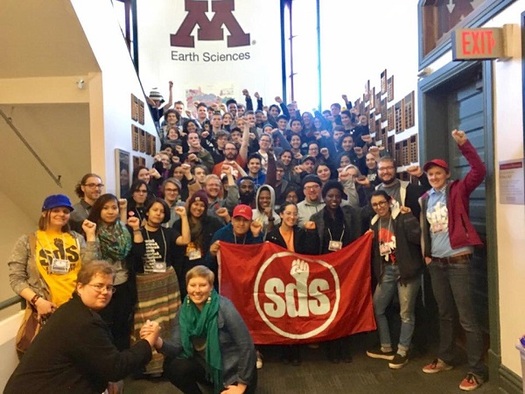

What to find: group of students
left=6, top=84, right=487, bottom=393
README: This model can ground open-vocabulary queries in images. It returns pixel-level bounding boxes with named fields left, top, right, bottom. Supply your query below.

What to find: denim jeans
left=373, top=264, right=421, bottom=352
left=428, top=259, right=487, bottom=378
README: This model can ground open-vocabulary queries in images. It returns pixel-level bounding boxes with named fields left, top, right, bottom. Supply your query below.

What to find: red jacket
left=419, top=140, right=486, bottom=257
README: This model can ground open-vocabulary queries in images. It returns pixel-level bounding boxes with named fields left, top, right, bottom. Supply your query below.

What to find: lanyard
left=327, top=224, right=345, bottom=243
left=233, top=233, right=247, bottom=244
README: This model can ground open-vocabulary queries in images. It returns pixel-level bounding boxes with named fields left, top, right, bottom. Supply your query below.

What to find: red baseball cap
left=233, top=204, right=252, bottom=220
left=423, top=159, right=449, bottom=173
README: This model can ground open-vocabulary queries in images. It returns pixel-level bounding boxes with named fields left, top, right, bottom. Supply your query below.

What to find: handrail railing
left=0, top=296, right=25, bottom=312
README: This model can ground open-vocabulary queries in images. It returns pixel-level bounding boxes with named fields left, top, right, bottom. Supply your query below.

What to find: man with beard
left=237, top=176, right=257, bottom=208
left=297, top=175, right=324, bottom=228
left=212, top=124, right=250, bottom=177
left=356, top=157, right=430, bottom=219
left=70, top=173, right=104, bottom=232
left=297, top=174, right=358, bottom=227
left=202, top=173, right=238, bottom=222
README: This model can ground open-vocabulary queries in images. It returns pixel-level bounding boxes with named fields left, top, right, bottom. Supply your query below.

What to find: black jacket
left=370, top=208, right=424, bottom=284
left=5, top=294, right=152, bottom=394
left=310, top=205, right=367, bottom=254
left=266, top=225, right=320, bottom=255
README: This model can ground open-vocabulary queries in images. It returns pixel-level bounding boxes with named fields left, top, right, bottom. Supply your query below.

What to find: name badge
left=328, top=240, right=342, bottom=251
left=152, top=262, right=167, bottom=273
left=186, top=242, right=202, bottom=261
left=379, top=243, right=392, bottom=257
left=50, top=258, right=70, bottom=274
left=188, top=250, right=202, bottom=261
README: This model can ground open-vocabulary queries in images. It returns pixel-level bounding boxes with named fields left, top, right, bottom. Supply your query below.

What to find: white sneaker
left=256, top=351, right=263, bottom=369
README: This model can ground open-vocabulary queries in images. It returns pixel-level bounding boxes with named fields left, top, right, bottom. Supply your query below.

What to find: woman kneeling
left=142, top=265, right=257, bottom=394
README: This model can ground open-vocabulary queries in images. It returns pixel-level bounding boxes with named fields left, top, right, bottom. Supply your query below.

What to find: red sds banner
left=218, top=232, right=376, bottom=344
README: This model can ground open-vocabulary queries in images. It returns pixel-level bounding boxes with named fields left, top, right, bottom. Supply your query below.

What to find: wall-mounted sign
left=452, top=28, right=504, bottom=60
left=499, top=159, right=524, bottom=205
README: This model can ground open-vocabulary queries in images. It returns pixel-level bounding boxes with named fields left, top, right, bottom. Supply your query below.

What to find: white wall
left=71, top=0, right=158, bottom=195
left=0, top=312, right=24, bottom=390
left=490, top=1, right=525, bottom=377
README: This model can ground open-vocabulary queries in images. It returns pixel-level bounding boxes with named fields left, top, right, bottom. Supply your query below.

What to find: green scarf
left=179, top=290, right=222, bottom=393
left=97, top=221, right=132, bottom=263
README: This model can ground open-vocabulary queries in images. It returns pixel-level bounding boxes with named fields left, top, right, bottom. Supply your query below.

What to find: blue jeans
left=373, top=264, right=421, bottom=352
left=428, top=259, right=487, bottom=378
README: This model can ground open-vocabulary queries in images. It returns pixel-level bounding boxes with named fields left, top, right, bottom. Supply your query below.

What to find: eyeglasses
left=84, top=183, right=104, bottom=188
left=304, top=185, right=320, bottom=190
left=371, top=201, right=389, bottom=208
left=88, top=283, right=116, bottom=294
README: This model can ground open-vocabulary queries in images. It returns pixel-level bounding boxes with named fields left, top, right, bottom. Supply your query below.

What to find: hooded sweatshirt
left=252, top=185, right=281, bottom=236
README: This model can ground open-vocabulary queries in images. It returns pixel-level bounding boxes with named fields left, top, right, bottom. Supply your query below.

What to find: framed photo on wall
left=115, top=149, right=130, bottom=198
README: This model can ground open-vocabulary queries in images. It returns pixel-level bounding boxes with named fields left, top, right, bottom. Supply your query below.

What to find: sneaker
left=366, top=347, right=395, bottom=361
left=256, top=351, right=263, bottom=369
left=388, top=353, right=408, bottom=369
left=459, top=373, right=483, bottom=391
left=422, top=358, right=453, bottom=374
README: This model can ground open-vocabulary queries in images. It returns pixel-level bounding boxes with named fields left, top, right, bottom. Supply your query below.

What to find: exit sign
left=452, top=28, right=504, bottom=60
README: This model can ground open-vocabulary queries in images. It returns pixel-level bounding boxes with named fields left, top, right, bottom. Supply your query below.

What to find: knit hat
left=187, top=189, right=209, bottom=211
left=164, top=178, right=182, bottom=192
left=301, top=174, right=322, bottom=188
left=423, top=159, right=449, bottom=173
left=149, top=89, right=163, bottom=101
left=322, top=180, right=345, bottom=199
left=42, top=194, right=74, bottom=211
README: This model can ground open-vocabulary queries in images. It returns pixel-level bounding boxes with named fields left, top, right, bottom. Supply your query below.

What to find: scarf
left=179, top=290, right=222, bottom=393
left=97, top=221, right=132, bottom=263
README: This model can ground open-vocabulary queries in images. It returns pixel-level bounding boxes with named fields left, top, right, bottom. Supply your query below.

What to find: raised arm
left=174, top=206, right=191, bottom=245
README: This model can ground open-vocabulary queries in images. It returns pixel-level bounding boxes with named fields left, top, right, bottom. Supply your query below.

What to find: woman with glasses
left=87, top=193, right=135, bottom=351
left=266, top=202, right=319, bottom=366
left=366, top=190, right=424, bottom=370
left=5, top=261, right=160, bottom=394
left=130, top=197, right=190, bottom=376
left=8, top=194, right=99, bottom=356
left=126, top=180, right=151, bottom=224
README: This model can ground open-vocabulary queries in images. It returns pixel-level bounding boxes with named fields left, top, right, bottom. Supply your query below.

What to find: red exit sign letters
left=452, top=28, right=504, bottom=60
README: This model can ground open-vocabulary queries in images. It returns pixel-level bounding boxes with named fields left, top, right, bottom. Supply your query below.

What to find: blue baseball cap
left=42, top=194, right=74, bottom=212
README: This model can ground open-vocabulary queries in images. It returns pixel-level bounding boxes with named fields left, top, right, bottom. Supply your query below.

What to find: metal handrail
left=0, top=295, right=25, bottom=312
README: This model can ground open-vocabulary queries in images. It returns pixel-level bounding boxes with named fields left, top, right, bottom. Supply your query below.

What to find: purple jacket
left=419, top=139, right=486, bottom=257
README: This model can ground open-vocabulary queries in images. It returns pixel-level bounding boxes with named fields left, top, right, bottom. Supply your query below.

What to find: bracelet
left=133, top=229, right=142, bottom=233
left=30, top=294, right=40, bottom=306
left=188, top=178, right=196, bottom=185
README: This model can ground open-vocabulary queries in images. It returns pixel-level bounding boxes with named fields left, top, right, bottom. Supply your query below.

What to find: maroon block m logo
left=171, top=0, right=250, bottom=48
